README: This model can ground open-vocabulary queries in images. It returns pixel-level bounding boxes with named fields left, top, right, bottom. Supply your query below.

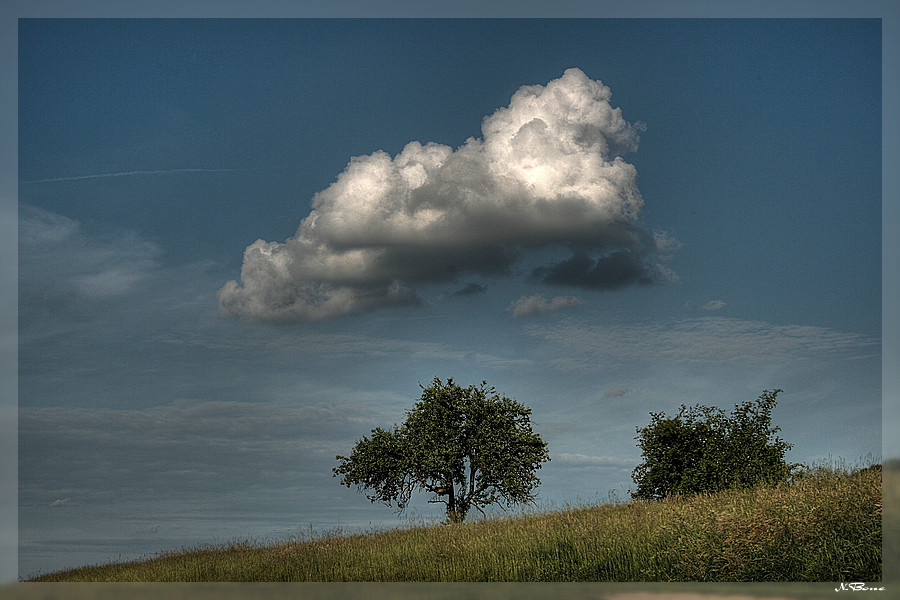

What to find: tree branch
left=414, top=474, right=445, bottom=495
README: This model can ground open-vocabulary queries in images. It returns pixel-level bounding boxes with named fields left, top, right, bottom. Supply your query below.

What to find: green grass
left=29, top=464, right=881, bottom=582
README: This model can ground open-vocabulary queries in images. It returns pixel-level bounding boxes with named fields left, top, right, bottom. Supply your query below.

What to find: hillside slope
left=30, top=465, right=881, bottom=582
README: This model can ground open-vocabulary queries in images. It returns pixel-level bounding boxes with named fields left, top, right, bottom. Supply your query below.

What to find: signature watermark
left=835, top=582, right=885, bottom=592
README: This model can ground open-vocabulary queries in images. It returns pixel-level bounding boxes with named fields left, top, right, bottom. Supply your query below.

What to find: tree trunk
left=446, top=485, right=463, bottom=523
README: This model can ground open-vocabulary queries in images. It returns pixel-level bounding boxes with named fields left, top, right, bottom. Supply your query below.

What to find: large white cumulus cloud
left=218, top=68, right=674, bottom=322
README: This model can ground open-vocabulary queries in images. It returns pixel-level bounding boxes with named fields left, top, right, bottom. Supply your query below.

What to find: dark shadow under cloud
left=450, top=283, right=488, bottom=297
left=530, top=249, right=672, bottom=291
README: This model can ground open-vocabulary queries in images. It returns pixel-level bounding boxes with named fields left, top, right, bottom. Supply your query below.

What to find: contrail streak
left=19, top=167, right=272, bottom=185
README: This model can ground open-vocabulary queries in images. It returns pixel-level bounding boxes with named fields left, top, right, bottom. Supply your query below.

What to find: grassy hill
left=29, top=464, right=881, bottom=582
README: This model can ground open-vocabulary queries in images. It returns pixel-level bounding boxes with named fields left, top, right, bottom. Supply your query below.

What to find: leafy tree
left=631, top=389, right=796, bottom=500
left=333, top=377, right=550, bottom=523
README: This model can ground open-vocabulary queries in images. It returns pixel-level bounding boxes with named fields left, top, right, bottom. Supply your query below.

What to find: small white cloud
left=603, top=386, right=629, bottom=398
left=701, top=300, right=726, bottom=311
left=450, top=282, right=488, bottom=297
left=508, top=294, right=583, bottom=318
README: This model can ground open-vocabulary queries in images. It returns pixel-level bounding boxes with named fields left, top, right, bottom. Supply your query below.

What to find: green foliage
left=333, top=377, right=550, bottom=523
left=631, top=389, right=796, bottom=500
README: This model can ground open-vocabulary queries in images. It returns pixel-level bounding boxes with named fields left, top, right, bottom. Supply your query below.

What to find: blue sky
left=7, top=5, right=897, bottom=582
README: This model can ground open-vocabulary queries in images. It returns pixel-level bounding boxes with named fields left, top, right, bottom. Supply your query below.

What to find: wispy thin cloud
left=701, top=300, right=726, bottom=311
left=19, top=167, right=271, bottom=185
left=450, top=283, right=488, bottom=297
left=603, top=386, right=629, bottom=398
left=685, top=300, right=727, bottom=312
left=19, top=401, right=373, bottom=504
left=508, top=295, right=583, bottom=318
left=19, top=204, right=161, bottom=304
left=524, top=316, right=880, bottom=367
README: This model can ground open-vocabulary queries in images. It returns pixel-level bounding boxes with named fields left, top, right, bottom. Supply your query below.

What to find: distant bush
left=631, top=389, right=796, bottom=500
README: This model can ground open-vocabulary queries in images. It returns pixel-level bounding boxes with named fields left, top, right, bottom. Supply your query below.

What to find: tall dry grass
left=30, top=462, right=881, bottom=582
